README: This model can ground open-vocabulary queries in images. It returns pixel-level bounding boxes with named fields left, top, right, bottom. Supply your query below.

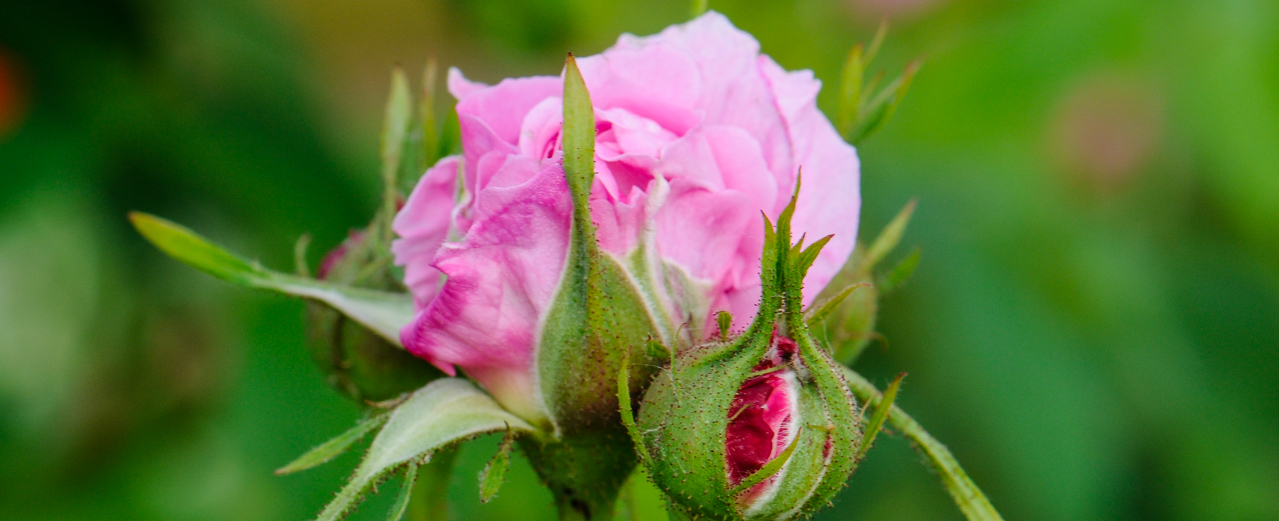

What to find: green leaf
left=478, top=430, right=515, bottom=503
left=862, top=199, right=917, bottom=273
left=877, top=247, right=921, bottom=294
left=316, top=378, right=536, bottom=521
left=840, top=366, right=1005, bottom=521
left=276, top=414, right=388, bottom=475
left=129, top=212, right=415, bottom=346
left=858, top=372, right=904, bottom=459
left=384, top=462, right=417, bottom=521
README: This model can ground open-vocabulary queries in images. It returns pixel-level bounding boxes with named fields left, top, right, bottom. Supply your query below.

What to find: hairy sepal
left=315, top=379, right=535, bottom=521
left=636, top=191, right=862, bottom=520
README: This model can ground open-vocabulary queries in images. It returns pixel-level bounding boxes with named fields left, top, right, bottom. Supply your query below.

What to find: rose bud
left=305, top=230, right=443, bottom=402
left=631, top=197, right=862, bottom=520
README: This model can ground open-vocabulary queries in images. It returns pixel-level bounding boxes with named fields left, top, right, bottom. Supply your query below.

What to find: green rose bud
left=305, top=229, right=443, bottom=402
left=631, top=195, right=863, bottom=520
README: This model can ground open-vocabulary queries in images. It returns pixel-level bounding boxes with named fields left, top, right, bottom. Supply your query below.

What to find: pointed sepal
left=315, top=379, right=535, bottom=521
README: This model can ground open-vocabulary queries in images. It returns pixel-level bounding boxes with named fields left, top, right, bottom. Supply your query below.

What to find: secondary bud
left=632, top=196, right=863, bottom=520
left=305, top=230, right=442, bottom=402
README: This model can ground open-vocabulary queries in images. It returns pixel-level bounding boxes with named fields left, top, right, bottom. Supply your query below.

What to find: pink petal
left=392, top=156, right=461, bottom=307
left=759, top=56, right=861, bottom=302
left=401, top=163, right=573, bottom=423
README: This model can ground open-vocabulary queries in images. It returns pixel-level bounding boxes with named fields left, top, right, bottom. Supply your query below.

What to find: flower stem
left=840, top=366, right=1005, bottom=521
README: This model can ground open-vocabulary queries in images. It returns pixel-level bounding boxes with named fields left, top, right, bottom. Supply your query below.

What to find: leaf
left=129, top=212, right=415, bottom=347
left=276, top=414, right=388, bottom=475
left=316, top=378, right=536, bottom=521
left=479, top=430, right=515, bottom=503
left=858, top=372, right=904, bottom=459
left=840, top=366, right=1005, bottom=521
left=862, top=199, right=917, bottom=273
left=877, top=247, right=921, bottom=294
left=384, top=462, right=417, bottom=521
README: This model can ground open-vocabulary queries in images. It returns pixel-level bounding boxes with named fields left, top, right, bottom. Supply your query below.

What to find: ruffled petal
left=392, top=156, right=461, bottom=307
left=401, top=163, right=572, bottom=424
left=759, top=55, right=861, bottom=302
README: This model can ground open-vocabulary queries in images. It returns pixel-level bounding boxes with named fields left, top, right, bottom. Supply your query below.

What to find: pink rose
left=392, top=11, right=860, bottom=423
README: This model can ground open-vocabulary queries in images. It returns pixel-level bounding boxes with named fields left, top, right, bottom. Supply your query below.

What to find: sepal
left=315, top=378, right=536, bottom=521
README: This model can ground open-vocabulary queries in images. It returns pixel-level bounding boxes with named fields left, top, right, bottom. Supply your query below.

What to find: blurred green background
left=2, top=0, right=1277, bottom=519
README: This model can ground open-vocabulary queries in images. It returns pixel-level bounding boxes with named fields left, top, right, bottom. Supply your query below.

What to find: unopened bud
left=305, top=230, right=442, bottom=402
left=633, top=197, right=863, bottom=519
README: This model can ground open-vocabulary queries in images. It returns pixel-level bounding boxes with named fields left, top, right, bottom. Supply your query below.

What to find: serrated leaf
left=862, top=199, right=917, bottom=273
left=878, top=247, right=921, bottom=294
left=130, top=212, right=415, bottom=346
left=478, top=430, right=515, bottom=503
left=840, top=366, right=1004, bottom=521
left=276, top=414, right=388, bottom=475
left=384, top=462, right=417, bottom=521
left=316, top=378, right=536, bottom=521
left=858, top=372, right=904, bottom=459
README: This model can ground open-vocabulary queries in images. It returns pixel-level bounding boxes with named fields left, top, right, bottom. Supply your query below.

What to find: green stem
left=840, top=366, right=1005, bottom=521
left=406, top=445, right=460, bottom=521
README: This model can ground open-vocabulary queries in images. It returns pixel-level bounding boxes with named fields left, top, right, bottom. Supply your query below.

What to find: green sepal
left=863, top=199, right=916, bottom=272
left=129, top=212, right=415, bottom=347
left=384, top=462, right=418, bottom=521
left=840, top=366, right=1005, bottom=521
left=519, top=54, right=665, bottom=520
left=813, top=199, right=917, bottom=364
left=276, top=413, right=388, bottom=475
left=803, top=282, right=869, bottom=329
left=315, top=379, right=535, bottom=521
left=478, top=430, right=515, bottom=503
left=727, top=428, right=801, bottom=497
left=857, top=372, right=904, bottom=459
left=877, top=246, right=921, bottom=295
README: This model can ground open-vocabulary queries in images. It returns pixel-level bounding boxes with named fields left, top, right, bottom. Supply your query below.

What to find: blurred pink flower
left=392, top=12, right=860, bottom=421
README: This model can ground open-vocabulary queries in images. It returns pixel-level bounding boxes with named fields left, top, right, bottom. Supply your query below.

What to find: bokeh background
left=2, top=0, right=1277, bottom=519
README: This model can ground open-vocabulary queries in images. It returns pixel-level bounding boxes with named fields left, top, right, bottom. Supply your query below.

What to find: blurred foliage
left=1, top=0, right=1276, bottom=520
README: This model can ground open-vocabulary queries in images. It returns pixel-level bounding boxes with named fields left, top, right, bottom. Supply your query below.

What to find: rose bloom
left=392, top=12, right=859, bottom=424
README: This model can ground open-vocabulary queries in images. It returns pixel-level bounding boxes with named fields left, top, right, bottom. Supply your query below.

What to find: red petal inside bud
left=725, top=364, right=797, bottom=504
